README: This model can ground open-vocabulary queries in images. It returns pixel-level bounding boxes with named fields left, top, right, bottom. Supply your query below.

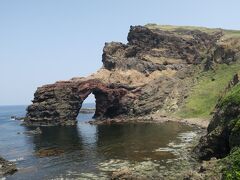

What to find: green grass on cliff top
left=145, top=23, right=219, bottom=33
left=177, top=62, right=240, bottom=119
left=145, top=24, right=240, bottom=38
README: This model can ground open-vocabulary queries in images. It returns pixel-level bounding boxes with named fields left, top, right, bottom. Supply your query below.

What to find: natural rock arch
left=25, top=25, right=232, bottom=127
left=25, top=79, right=137, bottom=126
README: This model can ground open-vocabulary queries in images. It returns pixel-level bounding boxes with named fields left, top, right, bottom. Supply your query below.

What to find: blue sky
left=1, top=0, right=240, bottom=105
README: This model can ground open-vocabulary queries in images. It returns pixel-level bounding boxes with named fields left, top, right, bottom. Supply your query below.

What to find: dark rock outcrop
left=0, top=156, right=17, bottom=177
left=194, top=74, right=240, bottom=160
left=25, top=79, right=138, bottom=126
left=103, top=26, right=222, bottom=73
left=205, top=45, right=236, bottom=70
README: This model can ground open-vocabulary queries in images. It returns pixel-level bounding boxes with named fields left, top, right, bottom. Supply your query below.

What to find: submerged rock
left=23, top=127, right=42, bottom=135
left=0, top=156, right=17, bottom=177
left=36, top=148, right=64, bottom=157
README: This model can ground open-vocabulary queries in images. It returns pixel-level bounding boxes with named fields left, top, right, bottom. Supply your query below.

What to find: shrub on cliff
left=221, top=148, right=240, bottom=180
left=194, top=74, right=240, bottom=179
left=219, top=83, right=240, bottom=108
left=193, top=74, right=240, bottom=160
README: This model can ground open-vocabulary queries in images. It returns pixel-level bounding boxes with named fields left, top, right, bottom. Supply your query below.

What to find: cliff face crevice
left=25, top=25, right=239, bottom=126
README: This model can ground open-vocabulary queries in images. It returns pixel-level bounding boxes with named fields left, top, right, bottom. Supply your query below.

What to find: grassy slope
left=221, top=148, right=240, bottom=180
left=219, top=84, right=240, bottom=180
left=145, top=24, right=240, bottom=179
left=177, top=62, right=240, bottom=118
left=216, top=84, right=240, bottom=179
left=144, top=24, right=240, bottom=119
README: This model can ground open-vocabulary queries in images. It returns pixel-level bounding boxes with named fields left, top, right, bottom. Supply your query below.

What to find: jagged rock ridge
left=103, top=26, right=223, bottom=73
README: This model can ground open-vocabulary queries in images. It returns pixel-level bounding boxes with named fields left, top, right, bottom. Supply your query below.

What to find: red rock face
left=25, top=79, right=137, bottom=126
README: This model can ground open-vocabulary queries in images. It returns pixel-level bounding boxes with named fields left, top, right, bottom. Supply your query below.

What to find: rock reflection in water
left=28, top=126, right=83, bottom=153
left=95, top=122, right=193, bottom=161
left=1, top=107, right=202, bottom=179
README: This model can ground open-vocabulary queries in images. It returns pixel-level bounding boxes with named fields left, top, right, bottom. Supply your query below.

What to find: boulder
left=0, top=156, right=17, bottom=177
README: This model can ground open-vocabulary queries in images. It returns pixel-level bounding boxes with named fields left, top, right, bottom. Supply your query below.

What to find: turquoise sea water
left=0, top=105, right=202, bottom=179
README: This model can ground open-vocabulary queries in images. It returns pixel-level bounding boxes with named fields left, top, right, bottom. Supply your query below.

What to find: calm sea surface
left=0, top=105, right=202, bottom=179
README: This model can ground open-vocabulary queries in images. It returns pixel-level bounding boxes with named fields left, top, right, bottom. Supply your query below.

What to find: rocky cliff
left=25, top=24, right=240, bottom=126
left=193, top=74, right=240, bottom=179
left=194, top=74, right=240, bottom=160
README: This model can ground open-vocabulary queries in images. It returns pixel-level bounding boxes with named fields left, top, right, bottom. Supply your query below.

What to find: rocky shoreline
left=88, top=115, right=209, bottom=129
left=0, top=156, right=17, bottom=177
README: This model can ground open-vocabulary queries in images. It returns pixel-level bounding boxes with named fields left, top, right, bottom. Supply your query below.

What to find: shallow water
left=0, top=105, right=203, bottom=179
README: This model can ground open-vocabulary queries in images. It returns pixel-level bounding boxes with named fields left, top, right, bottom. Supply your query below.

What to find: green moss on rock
left=220, top=84, right=240, bottom=108
left=221, top=148, right=240, bottom=180
left=232, top=120, right=240, bottom=132
left=193, top=73, right=240, bottom=155
left=230, top=119, right=240, bottom=148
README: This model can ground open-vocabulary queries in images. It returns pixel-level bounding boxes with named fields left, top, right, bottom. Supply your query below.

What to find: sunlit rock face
left=25, top=79, right=138, bottom=126
left=102, top=25, right=223, bottom=73
left=25, top=25, right=238, bottom=126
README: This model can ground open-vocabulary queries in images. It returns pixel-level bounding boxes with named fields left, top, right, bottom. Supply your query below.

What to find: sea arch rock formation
left=25, top=79, right=138, bottom=126
left=25, top=25, right=239, bottom=126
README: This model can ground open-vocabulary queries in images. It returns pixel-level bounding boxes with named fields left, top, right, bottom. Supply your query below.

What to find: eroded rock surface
left=25, top=25, right=238, bottom=126
left=103, top=26, right=222, bottom=73
left=25, top=79, right=138, bottom=126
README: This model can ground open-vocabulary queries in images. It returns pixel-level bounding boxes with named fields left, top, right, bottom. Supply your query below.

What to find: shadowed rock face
left=25, top=79, right=138, bottom=126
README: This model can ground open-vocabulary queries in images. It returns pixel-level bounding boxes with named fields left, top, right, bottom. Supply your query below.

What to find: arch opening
left=77, top=93, right=96, bottom=122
